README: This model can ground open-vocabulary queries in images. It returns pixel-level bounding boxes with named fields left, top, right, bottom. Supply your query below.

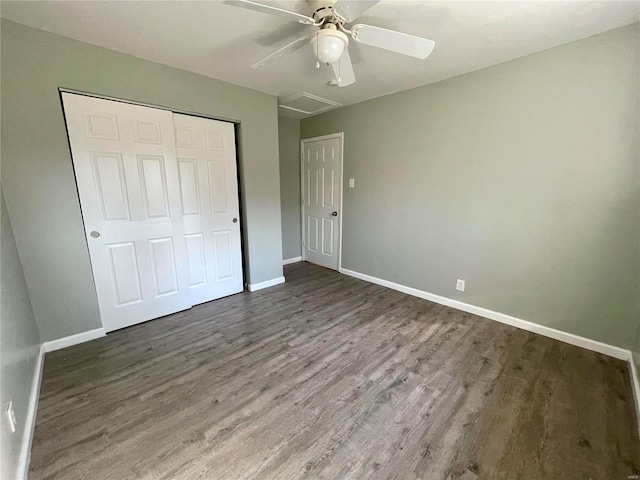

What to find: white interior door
left=173, top=114, right=244, bottom=304
left=301, top=133, right=343, bottom=270
left=62, top=93, right=191, bottom=332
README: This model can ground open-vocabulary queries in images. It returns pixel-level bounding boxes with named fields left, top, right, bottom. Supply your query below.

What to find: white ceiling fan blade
left=252, top=35, right=310, bottom=69
left=333, top=0, right=380, bottom=22
left=331, top=49, right=356, bottom=87
left=223, top=0, right=315, bottom=25
left=351, top=24, right=435, bottom=59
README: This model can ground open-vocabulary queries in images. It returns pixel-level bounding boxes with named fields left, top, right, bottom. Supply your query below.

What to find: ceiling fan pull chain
left=315, top=32, right=320, bottom=69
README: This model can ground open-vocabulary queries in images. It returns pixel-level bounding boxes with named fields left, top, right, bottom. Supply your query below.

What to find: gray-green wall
left=1, top=189, right=42, bottom=480
left=278, top=115, right=302, bottom=260
left=301, top=23, right=640, bottom=349
left=1, top=19, right=283, bottom=342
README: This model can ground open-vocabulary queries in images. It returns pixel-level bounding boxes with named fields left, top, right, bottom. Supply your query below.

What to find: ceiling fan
left=223, top=0, right=436, bottom=87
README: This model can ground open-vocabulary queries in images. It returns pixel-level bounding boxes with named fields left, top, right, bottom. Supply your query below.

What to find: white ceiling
left=2, top=1, right=638, bottom=117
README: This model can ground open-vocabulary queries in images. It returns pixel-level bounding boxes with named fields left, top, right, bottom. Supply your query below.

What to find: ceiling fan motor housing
left=308, top=0, right=339, bottom=22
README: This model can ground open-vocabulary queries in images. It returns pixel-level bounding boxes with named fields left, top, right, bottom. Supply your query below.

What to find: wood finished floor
left=30, top=262, right=640, bottom=480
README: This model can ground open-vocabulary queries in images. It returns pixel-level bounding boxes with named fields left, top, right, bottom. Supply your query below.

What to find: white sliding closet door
left=62, top=93, right=192, bottom=332
left=173, top=114, right=243, bottom=304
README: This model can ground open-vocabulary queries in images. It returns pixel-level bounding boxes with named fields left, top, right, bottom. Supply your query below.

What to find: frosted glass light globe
left=311, top=29, right=349, bottom=65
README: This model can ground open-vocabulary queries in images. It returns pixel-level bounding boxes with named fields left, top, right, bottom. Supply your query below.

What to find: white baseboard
left=248, top=276, right=285, bottom=292
left=283, top=256, right=302, bottom=265
left=630, top=356, right=640, bottom=436
left=339, top=268, right=630, bottom=361
left=16, top=344, right=45, bottom=480
left=43, top=327, right=106, bottom=353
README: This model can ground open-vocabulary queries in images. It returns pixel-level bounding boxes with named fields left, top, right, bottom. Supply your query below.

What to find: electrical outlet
left=456, top=279, right=465, bottom=292
left=6, top=401, right=16, bottom=433
left=349, top=178, right=355, bottom=188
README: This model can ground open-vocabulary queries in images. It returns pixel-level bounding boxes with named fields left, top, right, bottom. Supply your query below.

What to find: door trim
left=59, top=87, right=240, bottom=124
left=300, top=132, right=344, bottom=271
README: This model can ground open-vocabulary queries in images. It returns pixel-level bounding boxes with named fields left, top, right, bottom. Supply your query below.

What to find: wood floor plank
left=29, top=262, right=640, bottom=480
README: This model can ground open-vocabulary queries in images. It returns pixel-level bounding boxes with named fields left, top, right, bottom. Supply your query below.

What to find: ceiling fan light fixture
left=311, top=28, right=349, bottom=65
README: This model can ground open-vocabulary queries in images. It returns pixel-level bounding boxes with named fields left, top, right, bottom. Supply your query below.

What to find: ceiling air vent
left=278, top=92, right=341, bottom=118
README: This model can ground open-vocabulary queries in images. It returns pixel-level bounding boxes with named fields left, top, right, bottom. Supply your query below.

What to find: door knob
left=232, top=218, right=238, bottom=223
left=90, top=231, right=101, bottom=238
left=331, top=212, right=338, bottom=217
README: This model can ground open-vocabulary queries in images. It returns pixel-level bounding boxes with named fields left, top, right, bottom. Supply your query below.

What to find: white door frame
left=59, top=87, right=240, bottom=124
left=300, top=132, right=344, bottom=271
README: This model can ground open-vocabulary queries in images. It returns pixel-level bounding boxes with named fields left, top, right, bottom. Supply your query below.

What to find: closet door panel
left=62, top=93, right=192, bottom=332
left=174, top=114, right=243, bottom=305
